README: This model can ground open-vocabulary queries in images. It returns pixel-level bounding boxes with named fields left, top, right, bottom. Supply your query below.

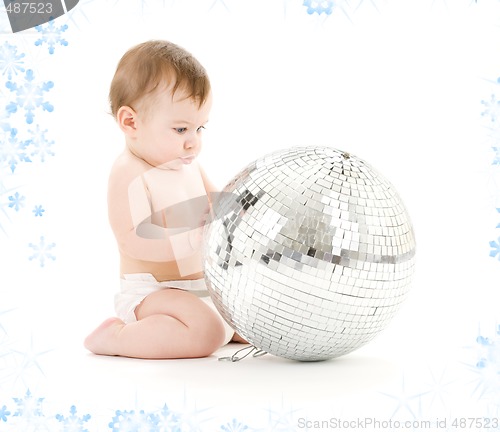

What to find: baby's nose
left=184, top=134, right=199, bottom=149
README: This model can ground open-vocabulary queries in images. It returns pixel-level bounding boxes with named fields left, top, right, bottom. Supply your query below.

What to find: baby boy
left=84, top=40, right=243, bottom=359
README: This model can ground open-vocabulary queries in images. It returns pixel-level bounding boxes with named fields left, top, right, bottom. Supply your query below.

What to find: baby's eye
left=175, top=127, right=187, bottom=134
left=196, top=126, right=206, bottom=133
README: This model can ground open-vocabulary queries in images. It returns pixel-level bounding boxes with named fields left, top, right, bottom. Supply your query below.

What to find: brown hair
left=109, top=40, right=211, bottom=117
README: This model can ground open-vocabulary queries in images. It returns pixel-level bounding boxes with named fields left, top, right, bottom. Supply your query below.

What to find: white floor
left=1, top=292, right=497, bottom=431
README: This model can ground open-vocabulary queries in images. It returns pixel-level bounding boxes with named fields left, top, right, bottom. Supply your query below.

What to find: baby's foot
left=231, top=332, right=248, bottom=344
left=84, top=317, right=124, bottom=356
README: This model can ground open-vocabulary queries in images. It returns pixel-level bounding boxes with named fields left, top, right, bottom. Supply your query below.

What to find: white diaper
left=115, top=273, right=234, bottom=345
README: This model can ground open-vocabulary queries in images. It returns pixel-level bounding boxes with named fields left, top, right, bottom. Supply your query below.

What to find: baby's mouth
left=180, top=155, right=195, bottom=164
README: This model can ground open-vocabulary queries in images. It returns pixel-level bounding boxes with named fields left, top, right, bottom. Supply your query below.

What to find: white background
left=1, top=0, right=500, bottom=430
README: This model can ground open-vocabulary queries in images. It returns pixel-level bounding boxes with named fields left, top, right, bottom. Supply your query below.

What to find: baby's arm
left=199, top=164, right=219, bottom=224
left=199, top=164, right=218, bottom=200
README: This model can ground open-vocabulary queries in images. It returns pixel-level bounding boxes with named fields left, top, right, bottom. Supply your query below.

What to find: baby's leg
left=84, top=289, right=225, bottom=359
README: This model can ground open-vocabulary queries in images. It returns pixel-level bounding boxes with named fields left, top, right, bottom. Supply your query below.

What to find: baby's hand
left=189, top=226, right=204, bottom=250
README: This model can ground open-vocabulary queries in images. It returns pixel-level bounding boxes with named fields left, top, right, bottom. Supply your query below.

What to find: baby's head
left=109, top=40, right=211, bottom=118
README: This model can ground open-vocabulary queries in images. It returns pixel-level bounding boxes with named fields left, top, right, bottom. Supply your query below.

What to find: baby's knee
left=190, top=314, right=225, bottom=357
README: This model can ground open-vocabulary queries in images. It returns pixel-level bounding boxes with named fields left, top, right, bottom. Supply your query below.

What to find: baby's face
left=131, top=87, right=212, bottom=169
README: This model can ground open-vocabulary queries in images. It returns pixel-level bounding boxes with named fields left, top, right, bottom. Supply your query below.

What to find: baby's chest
left=143, top=165, right=207, bottom=213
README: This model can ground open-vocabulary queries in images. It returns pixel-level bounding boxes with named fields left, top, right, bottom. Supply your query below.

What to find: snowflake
left=0, top=42, right=26, bottom=80
left=8, top=191, right=25, bottom=211
left=0, top=128, right=32, bottom=173
left=55, top=405, right=91, bottom=432
left=13, top=389, right=44, bottom=419
left=0, top=184, right=16, bottom=235
left=0, top=307, right=14, bottom=334
left=490, top=237, right=500, bottom=260
left=493, top=147, right=500, bottom=165
left=481, top=94, right=500, bottom=123
left=6, top=69, right=54, bottom=124
left=419, top=367, right=456, bottom=413
left=108, top=409, right=158, bottom=431
left=109, top=0, right=171, bottom=15
left=497, top=208, right=500, bottom=229
left=33, top=205, right=45, bottom=217
left=0, top=337, right=13, bottom=385
left=0, top=107, right=11, bottom=132
left=34, top=19, right=69, bottom=55
left=209, top=0, right=230, bottom=12
left=11, top=334, right=53, bottom=383
left=0, top=335, right=9, bottom=357
left=64, top=0, right=101, bottom=29
left=261, top=402, right=302, bottom=432
left=220, top=418, right=250, bottom=432
left=0, top=405, right=11, bottom=422
left=380, top=375, right=425, bottom=420
left=28, top=124, right=55, bottom=162
left=28, top=236, right=56, bottom=267
left=153, top=404, right=182, bottom=431
left=471, top=326, right=500, bottom=400
left=303, top=0, right=334, bottom=15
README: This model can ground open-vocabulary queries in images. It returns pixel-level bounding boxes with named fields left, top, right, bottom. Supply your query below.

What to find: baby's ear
left=117, top=106, right=138, bottom=137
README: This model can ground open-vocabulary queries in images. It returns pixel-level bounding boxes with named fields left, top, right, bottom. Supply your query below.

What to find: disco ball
left=203, top=146, right=416, bottom=361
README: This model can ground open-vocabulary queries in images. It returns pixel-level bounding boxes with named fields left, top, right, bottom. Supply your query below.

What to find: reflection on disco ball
left=203, top=146, right=416, bottom=361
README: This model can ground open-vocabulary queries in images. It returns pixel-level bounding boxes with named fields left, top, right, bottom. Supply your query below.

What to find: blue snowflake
left=33, top=205, right=45, bottom=217
left=56, top=405, right=91, bottom=432
left=0, top=333, right=12, bottom=385
left=493, top=147, right=500, bottom=165
left=380, top=375, right=424, bottom=420
left=28, top=124, right=55, bottom=162
left=153, top=404, right=182, bottom=431
left=109, top=0, right=171, bottom=15
left=0, top=405, right=11, bottom=422
left=35, top=19, right=69, bottom=55
left=108, top=409, right=158, bottom=431
left=303, top=0, right=334, bottom=15
left=13, top=389, right=44, bottom=419
left=6, top=69, right=54, bottom=124
left=481, top=94, right=500, bottom=123
left=497, top=208, right=500, bottom=228
left=11, top=334, right=53, bottom=384
left=8, top=191, right=25, bottom=211
left=0, top=308, right=14, bottom=334
left=209, top=0, right=230, bottom=12
left=261, top=402, right=302, bottom=432
left=472, top=326, right=500, bottom=399
left=220, top=418, right=250, bottom=432
left=0, top=107, right=11, bottom=132
left=64, top=0, right=101, bottom=29
left=419, top=368, right=456, bottom=413
left=490, top=237, right=500, bottom=260
left=0, top=42, right=25, bottom=80
left=28, top=236, right=56, bottom=267
left=0, top=128, right=32, bottom=173
left=0, top=183, right=16, bottom=234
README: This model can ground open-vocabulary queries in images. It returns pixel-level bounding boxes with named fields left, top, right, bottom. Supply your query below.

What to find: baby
left=84, top=40, right=243, bottom=359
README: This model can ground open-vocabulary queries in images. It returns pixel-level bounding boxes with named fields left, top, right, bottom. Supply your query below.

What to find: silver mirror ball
left=203, top=146, right=416, bottom=361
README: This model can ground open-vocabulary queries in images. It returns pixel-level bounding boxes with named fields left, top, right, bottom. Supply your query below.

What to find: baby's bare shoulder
left=109, top=151, right=148, bottom=183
